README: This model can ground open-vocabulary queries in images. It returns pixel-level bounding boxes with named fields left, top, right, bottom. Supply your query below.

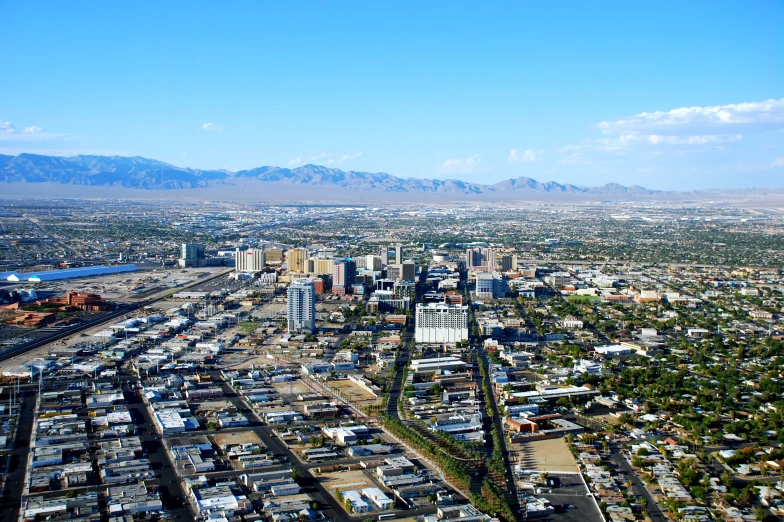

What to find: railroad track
left=0, top=268, right=231, bottom=363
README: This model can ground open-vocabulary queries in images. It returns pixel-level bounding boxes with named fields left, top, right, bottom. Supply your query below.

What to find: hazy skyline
left=1, top=2, right=783, bottom=190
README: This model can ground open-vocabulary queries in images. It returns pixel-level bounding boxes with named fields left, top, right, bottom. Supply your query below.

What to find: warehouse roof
left=7, top=264, right=138, bottom=282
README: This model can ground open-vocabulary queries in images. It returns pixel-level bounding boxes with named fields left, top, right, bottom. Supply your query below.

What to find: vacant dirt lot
left=329, top=379, right=382, bottom=408
left=510, top=437, right=578, bottom=472
left=213, top=430, right=263, bottom=448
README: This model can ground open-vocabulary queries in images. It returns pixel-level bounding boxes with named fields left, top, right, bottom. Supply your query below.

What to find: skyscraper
left=288, top=279, right=315, bottom=333
left=394, top=245, right=404, bottom=264
left=179, top=243, right=204, bottom=267
left=265, top=248, right=284, bottom=265
left=380, top=247, right=389, bottom=265
left=365, top=255, right=382, bottom=271
left=466, top=247, right=496, bottom=272
left=500, top=254, right=518, bottom=272
left=235, top=248, right=266, bottom=272
left=332, top=259, right=356, bottom=287
left=401, top=260, right=416, bottom=281
left=287, top=248, right=308, bottom=273
left=415, top=303, right=468, bottom=344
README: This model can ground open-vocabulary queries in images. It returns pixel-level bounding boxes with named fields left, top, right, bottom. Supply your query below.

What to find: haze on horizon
left=1, top=1, right=783, bottom=191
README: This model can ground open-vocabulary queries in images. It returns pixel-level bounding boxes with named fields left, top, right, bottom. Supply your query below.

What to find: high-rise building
left=235, top=248, right=266, bottom=273
left=394, top=280, right=416, bottom=300
left=332, top=259, right=356, bottom=288
left=386, top=264, right=402, bottom=281
left=365, top=255, right=382, bottom=271
left=288, top=279, right=315, bottom=333
left=475, top=271, right=506, bottom=299
left=394, top=245, right=404, bottom=264
left=466, top=247, right=496, bottom=272
left=314, top=258, right=334, bottom=276
left=500, top=254, right=518, bottom=272
left=287, top=248, right=308, bottom=273
left=380, top=247, right=389, bottom=265
left=265, top=248, right=284, bottom=265
left=401, top=260, right=416, bottom=281
left=415, top=303, right=468, bottom=344
left=179, top=243, right=205, bottom=267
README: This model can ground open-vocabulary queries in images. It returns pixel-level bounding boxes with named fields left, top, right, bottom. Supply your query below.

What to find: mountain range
left=0, top=153, right=663, bottom=195
left=0, top=153, right=781, bottom=201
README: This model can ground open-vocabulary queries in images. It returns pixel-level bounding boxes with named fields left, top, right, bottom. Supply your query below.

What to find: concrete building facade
left=287, top=279, right=316, bottom=333
left=415, top=303, right=468, bottom=344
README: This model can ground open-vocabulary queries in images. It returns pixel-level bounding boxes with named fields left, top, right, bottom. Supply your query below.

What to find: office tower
left=365, top=255, right=382, bottom=272
left=386, top=264, right=402, bottom=281
left=401, top=260, right=416, bottom=281
left=380, top=247, right=389, bottom=265
left=475, top=271, right=506, bottom=299
left=265, top=248, right=284, bottom=265
left=332, top=259, right=357, bottom=288
left=415, top=303, right=468, bottom=344
left=179, top=243, right=204, bottom=267
left=394, top=245, right=404, bottom=264
left=466, top=247, right=496, bottom=272
left=234, top=248, right=266, bottom=273
left=500, top=254, right=518, bottom=272
left=287, top=248, right=308, bottom=273
left=288, top=279, right=315, bottom=333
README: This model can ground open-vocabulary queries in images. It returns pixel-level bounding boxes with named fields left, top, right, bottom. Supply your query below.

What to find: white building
left=475, top=271, right=506, bottom=299
left=362, top=487, right=393, bottom=510
left=235, top=248, right=266, bottom=273
left=287, top=279, right=315, bottom=333
left=415, top=303, right=468, bottom=344
left=341, top=490, right=369, bottom=513
left=410, top=356, right=467, bottom=374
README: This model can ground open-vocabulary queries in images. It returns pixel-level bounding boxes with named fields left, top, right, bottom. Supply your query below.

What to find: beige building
left=287, top=248, right=308, bottom=273
left=313, top=258, right=334, bottom=276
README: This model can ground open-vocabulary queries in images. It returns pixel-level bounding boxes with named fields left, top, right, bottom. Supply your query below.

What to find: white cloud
left=288, top=151, right=362, bottom=167
left=597, top=98, right=784, bottom=135
left=325, top=151, right=362, bottom=165
left=509, top=148, right=543, bottom=162
left=771, top=157, right=784, bottom=168
left=647, top=134, right=742, bottom=145
left=201, top=122, right=224, bottom=132
left=0, top=120, right=68, bottom=142
left=437, top=154, right=485, bottom=175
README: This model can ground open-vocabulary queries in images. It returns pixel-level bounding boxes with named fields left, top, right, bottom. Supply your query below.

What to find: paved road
left=121, top=379, right=198, bottom=521
left=0, top=390, right=35, bottom=522
left=609, top=444, right=668, bottom=522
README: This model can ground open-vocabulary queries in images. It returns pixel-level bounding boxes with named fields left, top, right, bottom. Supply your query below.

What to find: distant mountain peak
left=1, top=152, right=763, bottom=200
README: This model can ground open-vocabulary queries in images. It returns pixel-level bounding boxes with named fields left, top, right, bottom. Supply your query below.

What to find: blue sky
left=1, top=2, right=782, bottom=190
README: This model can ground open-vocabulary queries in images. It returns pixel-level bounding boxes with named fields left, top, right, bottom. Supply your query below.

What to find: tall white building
left=415, top=303, right=468, bottom=344
left=365, top=255, right=382, bottom=271
left=288, top=279, right=316, bottom=333
left=234, top=248, right=266, bottom=273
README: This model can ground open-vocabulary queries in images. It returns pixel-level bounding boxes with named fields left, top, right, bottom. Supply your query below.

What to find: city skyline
left=1, top=2, right=782, bottom=190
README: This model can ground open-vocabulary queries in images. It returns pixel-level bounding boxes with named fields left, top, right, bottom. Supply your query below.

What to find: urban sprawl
left=0, top=198, right=783, bottom=522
